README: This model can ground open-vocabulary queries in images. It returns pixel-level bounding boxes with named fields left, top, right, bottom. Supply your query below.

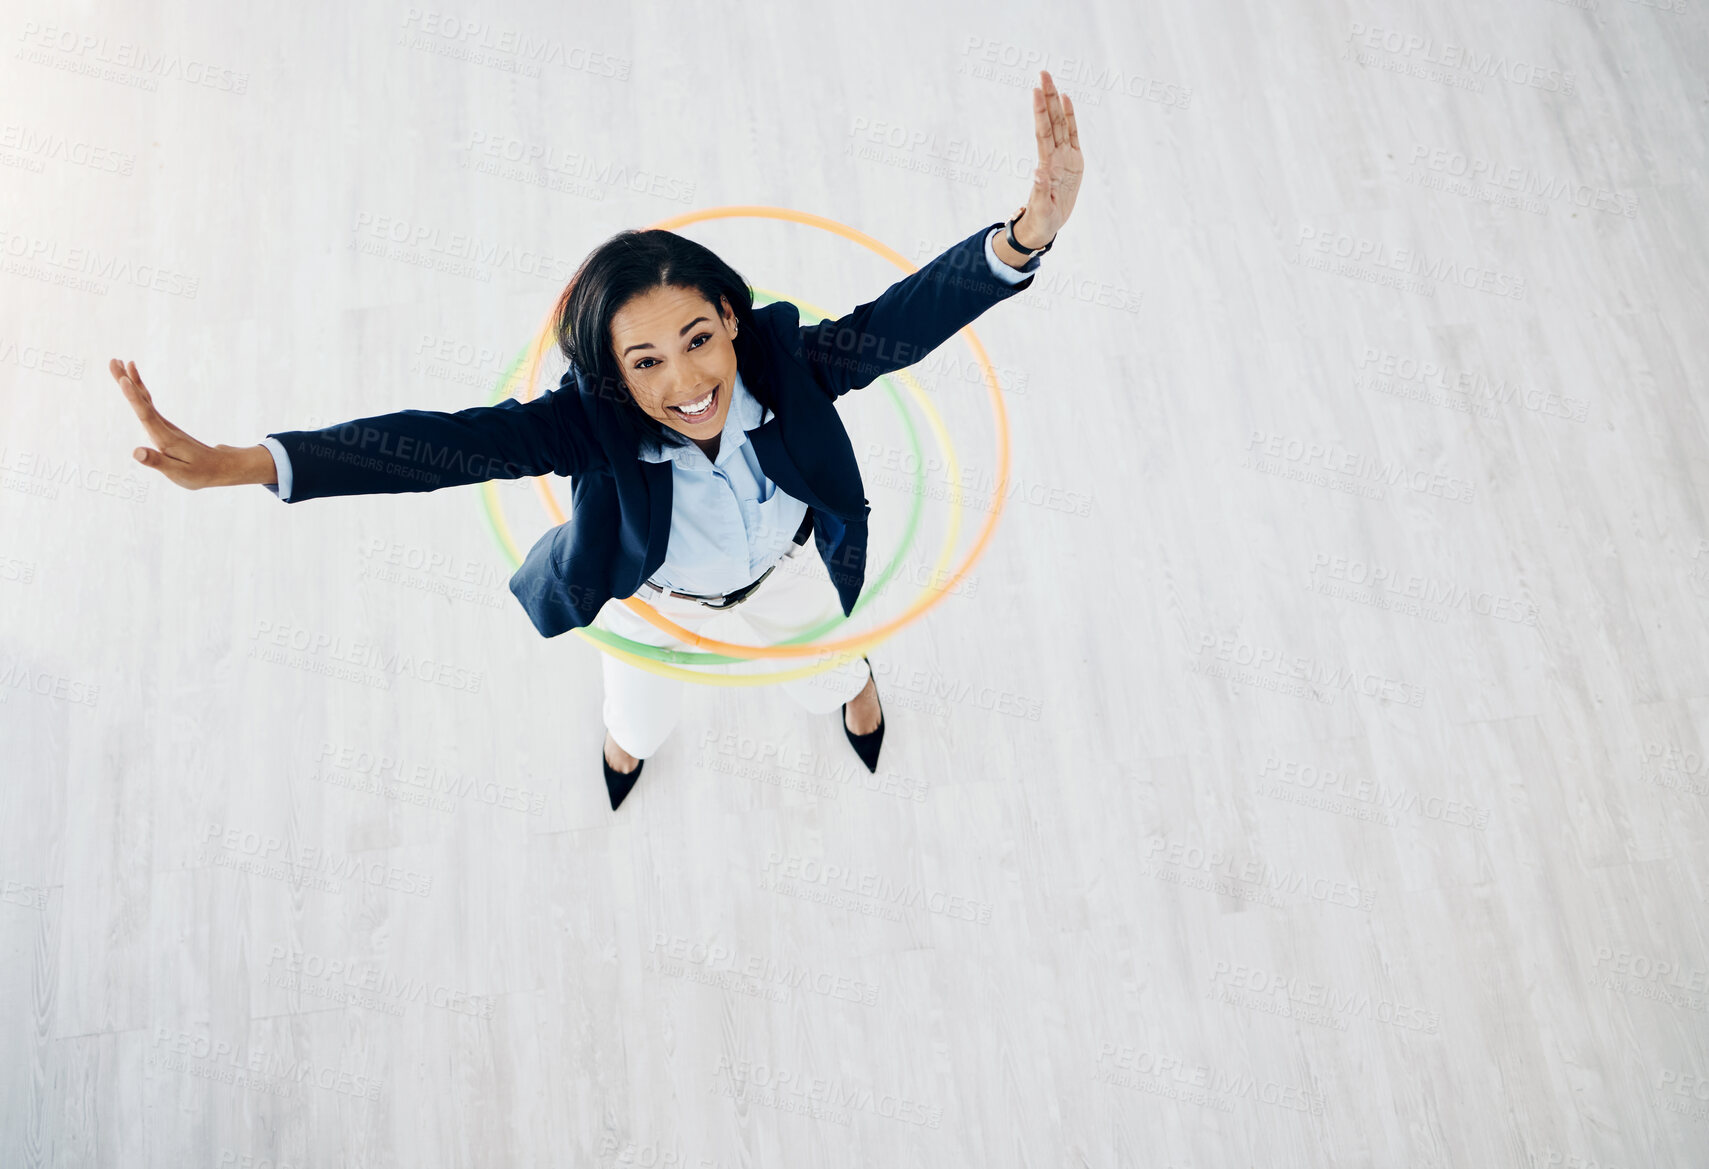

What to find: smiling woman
left=552, top=227, right=763, bottom=462
left=109, top=68, right=1083, bottom=810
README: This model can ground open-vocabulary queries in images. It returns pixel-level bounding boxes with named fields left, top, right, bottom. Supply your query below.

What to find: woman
left=111, top=71, right=1083, bottom=810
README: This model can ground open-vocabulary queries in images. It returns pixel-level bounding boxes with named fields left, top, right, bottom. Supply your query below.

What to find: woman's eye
left=634, top=333, right=714, bottom=370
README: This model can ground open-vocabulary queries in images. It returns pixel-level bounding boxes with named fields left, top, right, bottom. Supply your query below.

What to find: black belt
left=638, top=511, right=813, bottom=609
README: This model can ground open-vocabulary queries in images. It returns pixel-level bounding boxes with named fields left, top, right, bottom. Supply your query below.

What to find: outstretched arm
left=797, top=222, right=1037, bottom=400
left=113, top=358, right=601, bottom=501
left=800, top=69, right=1084, bottom=400
left=261, top=382, right=598, bottom=503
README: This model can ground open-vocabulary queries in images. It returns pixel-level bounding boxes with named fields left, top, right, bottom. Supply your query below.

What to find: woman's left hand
left=1012, top=69, right=1084, bottom=250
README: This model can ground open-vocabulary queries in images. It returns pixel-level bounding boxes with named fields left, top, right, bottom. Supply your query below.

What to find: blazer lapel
left=637, top=459, right=674, bottom=578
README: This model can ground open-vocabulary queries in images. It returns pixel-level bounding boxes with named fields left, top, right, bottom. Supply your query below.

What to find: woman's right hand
left=111, top=357, right=276, bottom=490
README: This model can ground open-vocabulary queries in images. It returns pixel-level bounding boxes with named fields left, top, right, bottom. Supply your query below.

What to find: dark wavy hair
left=553, top=229, right=778, bottom=446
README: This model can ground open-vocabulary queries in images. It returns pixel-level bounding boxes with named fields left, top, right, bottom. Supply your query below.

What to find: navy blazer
left=265, top=219, right=1039, bottom=638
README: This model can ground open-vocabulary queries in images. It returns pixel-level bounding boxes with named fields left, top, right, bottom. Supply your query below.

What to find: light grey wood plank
left=2, top=0, right=1707, bottom=1165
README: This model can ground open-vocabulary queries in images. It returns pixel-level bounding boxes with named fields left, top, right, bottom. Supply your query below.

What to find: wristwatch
left=1003, top=206, right=1056, bottom=260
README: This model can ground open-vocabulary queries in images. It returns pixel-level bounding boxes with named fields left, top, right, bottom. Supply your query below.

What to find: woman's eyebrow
left=621, top=316, right=711, bottom=356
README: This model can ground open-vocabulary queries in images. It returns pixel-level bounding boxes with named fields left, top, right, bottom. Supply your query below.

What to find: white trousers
left=595, top=538, right=875, bottom=759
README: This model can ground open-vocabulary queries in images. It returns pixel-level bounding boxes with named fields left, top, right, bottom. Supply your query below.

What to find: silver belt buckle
left=644, top=567, right=779, bottom=610
left=659, top=580, right=732, bottom=608
left=641, top=579, right=710, bottom=605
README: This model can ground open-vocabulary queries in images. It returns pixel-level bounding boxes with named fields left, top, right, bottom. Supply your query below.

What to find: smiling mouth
left=669, top=382, right=719, bottom=422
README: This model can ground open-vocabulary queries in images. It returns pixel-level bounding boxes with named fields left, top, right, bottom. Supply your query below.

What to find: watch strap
left=1004, top=207, right=1055, bottom=259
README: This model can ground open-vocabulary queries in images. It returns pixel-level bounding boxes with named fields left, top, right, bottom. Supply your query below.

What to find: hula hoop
left=479, top=295, right=957, bottom=686
left=481, top=294, right=940, bottom=677
left=478, top=205, right=1014, bottom=685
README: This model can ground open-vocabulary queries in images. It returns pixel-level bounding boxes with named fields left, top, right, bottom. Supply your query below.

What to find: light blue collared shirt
left=638, top=366, right=807, bottom=595
left=262, top=228, right=1035, bottom=593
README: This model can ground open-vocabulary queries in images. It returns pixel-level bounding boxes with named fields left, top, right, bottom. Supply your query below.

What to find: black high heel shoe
left=842, top=656, right=885, bottom=773
left=602, top=742, right=644, bottom=810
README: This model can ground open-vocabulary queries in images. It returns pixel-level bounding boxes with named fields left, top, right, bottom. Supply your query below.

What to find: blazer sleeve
left=797, top=219, right=1041, bottom=401
left=262, top=379, right=602, bottom=504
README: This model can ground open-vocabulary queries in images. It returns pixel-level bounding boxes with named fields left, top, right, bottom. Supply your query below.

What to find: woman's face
left=609, top=284, right=739, bottom=443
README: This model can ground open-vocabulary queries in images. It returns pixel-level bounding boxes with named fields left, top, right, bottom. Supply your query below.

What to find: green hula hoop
left=477, top=291, right=927, bottom=665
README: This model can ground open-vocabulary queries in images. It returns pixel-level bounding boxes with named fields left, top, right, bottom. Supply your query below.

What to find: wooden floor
left=3, top=0, right=1707, bottom=1165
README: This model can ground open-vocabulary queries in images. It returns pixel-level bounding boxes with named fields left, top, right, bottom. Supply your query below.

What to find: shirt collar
left=636, top=368, right=767, bottom=466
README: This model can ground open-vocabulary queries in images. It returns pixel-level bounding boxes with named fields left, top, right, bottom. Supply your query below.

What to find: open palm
left=110, top=358, right=257, bottom=489
left=1015, top=69, right=1084, bottom=250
